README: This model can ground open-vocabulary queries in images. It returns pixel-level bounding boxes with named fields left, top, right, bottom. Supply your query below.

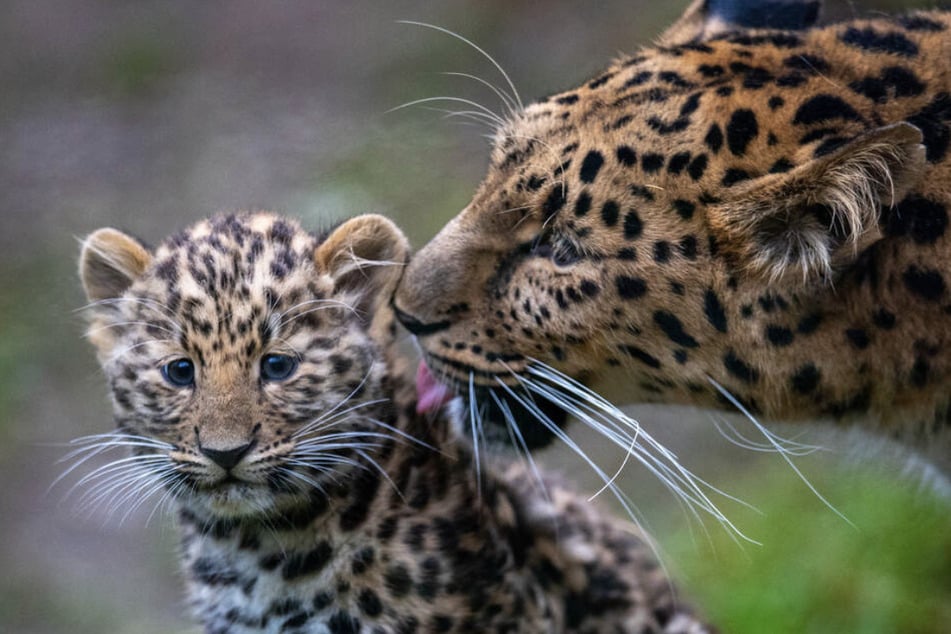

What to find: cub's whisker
left=66, top=454, right=171, bottom=501
left=51, top=435, right=174, bottom=492
left=292, top=371, right=379, bottom=438
left=356, top=449, right=406, bottom=501
left=121, top=472, right=180, bottom=525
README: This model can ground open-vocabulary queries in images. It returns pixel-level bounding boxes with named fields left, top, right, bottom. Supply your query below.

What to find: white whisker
left=491, top=376, right=674, bottom=572
left=490, top=390, right=552, bottom=507
left=278, top=298, right=356, bottom=330
left=85, top=320, right=179, bottom=337
left=589, top=435, right=639, bottom=502
left=521, top=360, right=759, bottom=544
left=397, top=20, right=523, bottom=111
left=414, top=105, right=504, bottom=130
left=292, top=371, right=381, bottom=438
left=439, top=71, right=519, bottom=117
left=388, top=96, right=507, bottom=128
left=355, top=449, right=405, bottom=502
left=468, top=372, right=483, bottom=496
left=707, top=377, right=854, bottom=527
left=105, top=338, right=175, bottom=365
left=711, top=414, right=822, bottom=456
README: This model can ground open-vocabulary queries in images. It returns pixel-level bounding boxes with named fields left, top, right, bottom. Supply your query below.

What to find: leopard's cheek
left=492, top=259, right=612, bottom=361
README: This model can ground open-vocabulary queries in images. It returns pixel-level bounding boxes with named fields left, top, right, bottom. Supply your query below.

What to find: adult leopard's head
left=394, top=0, right=936, bottom=448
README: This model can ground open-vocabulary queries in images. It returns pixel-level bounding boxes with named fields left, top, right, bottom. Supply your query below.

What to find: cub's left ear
left=660, top=0, right=822, bottom=47
left=707, top=122, right=926, bottom=287
left=315, top=214, right=410, bottom=319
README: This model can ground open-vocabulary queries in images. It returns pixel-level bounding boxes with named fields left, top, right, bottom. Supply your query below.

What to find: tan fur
left=710, top=123, right=926, bottom=286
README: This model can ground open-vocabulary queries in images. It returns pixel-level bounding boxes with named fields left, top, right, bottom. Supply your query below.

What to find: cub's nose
left=200, top=441, right=254, bottom=471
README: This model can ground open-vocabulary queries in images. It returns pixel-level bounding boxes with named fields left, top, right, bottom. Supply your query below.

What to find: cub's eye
left=162, top=358, right=195, bottom=387
left=261, top=354, right=298, bottom=382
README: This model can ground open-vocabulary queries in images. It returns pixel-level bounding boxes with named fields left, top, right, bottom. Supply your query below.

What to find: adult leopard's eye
left=162, top=358, right=195, bottom=387
left=551, top=239, right=582, bottom=268
left=529, top=232, right=582, bottom=269
left=261, top=354, right=298, bottom=381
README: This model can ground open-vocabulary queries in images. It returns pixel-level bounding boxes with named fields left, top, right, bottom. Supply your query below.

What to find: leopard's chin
left=183, top=480, right=306, bottom=520
left=465, top=386, right=569, bottom=450
left=418, top=358, right=570, bottom=451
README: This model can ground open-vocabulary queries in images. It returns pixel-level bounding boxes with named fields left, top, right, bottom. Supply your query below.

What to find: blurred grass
left=101, top=35, right=181, bottom=98
left=657, top=463, right=951, bottom=633
left=0, top=257, right=63, bottom=460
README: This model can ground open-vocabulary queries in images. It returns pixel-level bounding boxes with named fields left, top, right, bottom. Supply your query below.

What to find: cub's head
left=393, top=2, right=928, bottom=447
left=78, top=213, right=408, bottom=520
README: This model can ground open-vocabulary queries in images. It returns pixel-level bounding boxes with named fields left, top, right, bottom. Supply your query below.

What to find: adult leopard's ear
left=79, top=228, right=153, bottom=302
left=659, top=0, right=822, bottom=46
left=315, top=214, right=410, bottom=320
left=707, top=123, right=926, bottom=287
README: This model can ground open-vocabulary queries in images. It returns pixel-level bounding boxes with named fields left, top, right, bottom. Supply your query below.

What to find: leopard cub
left=77, top=212, right=709, bottom=633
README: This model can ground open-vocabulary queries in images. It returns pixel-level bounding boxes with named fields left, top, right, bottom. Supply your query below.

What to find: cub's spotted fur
left=394, top=2, right=951, bottom=471
left=76, top=213, right=710, bottom=633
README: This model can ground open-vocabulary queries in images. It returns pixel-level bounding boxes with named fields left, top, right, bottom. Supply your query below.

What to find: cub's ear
left=315, top=214, right=410, bottom=318
left=659, top=0, right=821, bottom=46
left=707, top=122, right=926, bottom=287
left=79, top=228, right=153, bottom=302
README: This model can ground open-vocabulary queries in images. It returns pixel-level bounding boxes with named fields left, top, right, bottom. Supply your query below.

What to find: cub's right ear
left=659, top=0, right=822, bottom=47
left=79, top=228, right=152, bottom=302
left=314, top=214, right=410, bottom=310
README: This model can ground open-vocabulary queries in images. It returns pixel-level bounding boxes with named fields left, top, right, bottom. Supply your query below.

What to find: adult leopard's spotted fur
left=394, top=1, right=951, bottom=473
left=76, top=212, right=711, bottom=633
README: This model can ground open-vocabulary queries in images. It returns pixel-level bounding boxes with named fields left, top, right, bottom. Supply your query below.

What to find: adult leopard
left=393, top=1, right=951, bottom=476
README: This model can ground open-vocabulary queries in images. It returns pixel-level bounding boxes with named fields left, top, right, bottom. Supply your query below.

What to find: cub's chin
left=180, top=479, right=313, bottom=521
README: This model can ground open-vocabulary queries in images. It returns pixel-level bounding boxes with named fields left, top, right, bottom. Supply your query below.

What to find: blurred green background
left=1, top=0, right=947, bottom=632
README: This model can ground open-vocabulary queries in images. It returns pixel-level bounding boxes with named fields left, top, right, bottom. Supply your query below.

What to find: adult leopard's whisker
left=522, top=361, right=759, bottom=543
left=708, top=377, right=854, bottom=527
left=490, top=390, right=554, bottom=508
left=397, top=20, right=523, bottom=111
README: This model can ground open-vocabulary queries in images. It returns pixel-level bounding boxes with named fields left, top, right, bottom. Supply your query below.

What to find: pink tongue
left=416, top=361, right=454, bottom=414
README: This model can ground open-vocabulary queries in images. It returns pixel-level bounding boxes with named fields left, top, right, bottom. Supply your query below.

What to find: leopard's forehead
left=130, top=212, right=332, bottom=358
left=152, top=213, right=318, bottom=292
left=489, top=16, right=943, bottom=200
